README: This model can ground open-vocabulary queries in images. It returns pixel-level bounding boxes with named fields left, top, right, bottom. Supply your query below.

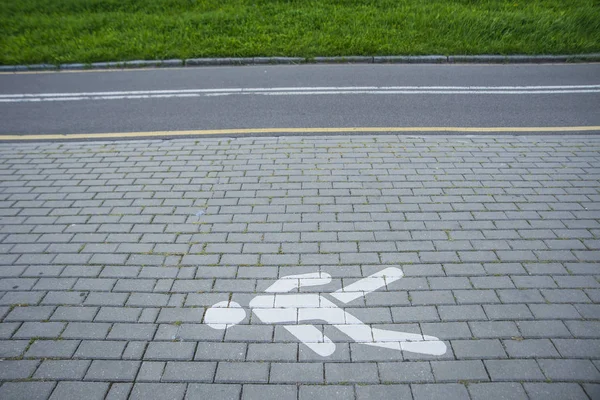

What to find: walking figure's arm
left=265, top=272, right=332, bottom=293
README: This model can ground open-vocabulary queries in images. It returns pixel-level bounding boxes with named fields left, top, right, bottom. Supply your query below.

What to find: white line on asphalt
left=1, top=84, right=599, bottom=102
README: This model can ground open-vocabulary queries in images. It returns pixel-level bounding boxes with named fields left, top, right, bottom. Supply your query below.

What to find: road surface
left=0, top=63, right=599, bottom=138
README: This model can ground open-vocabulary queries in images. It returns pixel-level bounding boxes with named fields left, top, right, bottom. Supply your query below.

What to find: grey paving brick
left=129, top=383, right=186, bottom=400
left=325, top=362, right=378, bottom=383
left=42, top=291, right=87, bottom=305
left=512, top=275, right=558, bottom=289
left=95, top=307, right=141, bottom=322
left=529, top=304, right=582, bottom=319
left=582, top=384, right=600, bottom=400
left=344, top=307, right=392, bottom=323
left=391, top=306, right=439, bottom=323
left=215, top=361, right=269, bottom=383
left=194, top=342, right=247, bottom=361
left=517, top=320, right=572, bottom=338
left=224, top=325, right=273, bottom=342
left=171, top=279, right=213, bottom=292
left=194, top=266, right=236, bottom=278
left=144, top=341, right=196, bottom=360
left=49, top=381, right=110, bottom=400
left=378, top=361, right=434, bottom=383
left=471, top=276, right=515, bottom=289
left=365, top=291, right=410, bottom=306
left=412, top=383, right=469, bottom=400
left=0, top=278, right=36, bottom=291
left=157, top=308, right=204, bottom=323
left=122, top=341, right=147, bottom=360
left=156, top=323, right=224, bottom=341
left=541, top=288, right=591, bottom=303
left=0, top=360, right=39, bottom=379
left=106, top=383, right=133, bottom=400
left=84, top=292, right=129, bottom=306
left=74, top=278, right=116, bottom=291
left=431, top=360, right=489, bottom=382
left=5, top=306, right=55, bottom=321
left=468, top=382, right=527, bottom=400
left=246, top=343, right=296, bottom=361
left=126, top=293, right=170, bottom=307
left=575, top=304, right=600, bottom=318
left=108, top=323, right=157, bottom=340
left=484, top=359, right=545, bottom=381
left=61, top=265, right=102, bottom=278
left=421, top=322, right=472, bottom=340
left=162, top=361, right=217, bottom=382
left=524, top=383, right=590, bottom=400
left=553, top=338, right=600, bottom=358
left=497, top=289, right=545, bottom=303
left=185, top=293, right=228, bottom=308
left=585, top=289, right=600, bottom=302
left=75, top=340, right=126, bottom=359
left=503, top=339, right=560, bottom=358
left=554, top=275, right=600, bottom=288
left=241, top=384, right=297, bottom=400
left=61, top=322, right=111, bottom=339
left=483, top=304, right=533, bottom=320
left=214, top=278, right=256, bottom=292
left=0, top=322, right=20, bottom=339
left=89, top=254, right=129, bottom=264
left=565, top=321, right=600, bottom=338
left=410, top=290, right=455, bottom=305
left=438, top=305, right=487, bottom=321
left=0, top=291, right=44, bottom=306
left=523, top=263, right=568, bottom=275
left=13, top=321, right=65, bottom=339
left=452, top=339, right=507, bottom=359
left=113, top=278, right=156, bottom=292
left=538, top=359, right=600, bottom=381
left=298, top=385, right=354, bottom=400
left=25, top=339, right=79, bottom=358
left=0, top=340, right=28, bottom=358
left=135, top=361, right=167, bottom=382
left=139, top=267, right=179, bottom=279
left=0, top=382, right=56, bottom=400
left=33, top=359, right=91, bottom=380
left=51, top=306, right=98, bottom=321
left=355, top=384, right=412, bottom=400
left=270, top=362, right=324, bottom=383
left=469, top=321, right=519, bottom=339
left=453, top=289, right=500, bottom=304
left=187, top=383, right=242, bottom=400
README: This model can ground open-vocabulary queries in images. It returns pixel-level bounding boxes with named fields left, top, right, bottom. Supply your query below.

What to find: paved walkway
left=0, top=135, right=599, bottom=399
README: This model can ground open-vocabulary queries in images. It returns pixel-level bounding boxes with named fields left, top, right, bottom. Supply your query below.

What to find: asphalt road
left=0, top=64, right=599, bottom=136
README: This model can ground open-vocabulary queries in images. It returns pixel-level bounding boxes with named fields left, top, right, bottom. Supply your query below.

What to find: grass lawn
left=1, top=0, right=599, bottom=65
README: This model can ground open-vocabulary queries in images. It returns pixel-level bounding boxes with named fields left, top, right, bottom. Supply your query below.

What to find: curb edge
left=1, top=54, right=599, bottom=72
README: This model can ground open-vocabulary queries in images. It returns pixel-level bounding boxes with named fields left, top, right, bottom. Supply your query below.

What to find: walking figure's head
left=204, top=301, right=247, bottom=329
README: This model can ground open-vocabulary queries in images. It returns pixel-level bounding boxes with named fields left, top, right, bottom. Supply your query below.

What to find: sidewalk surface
left=0, top=134, right=599, bottom=399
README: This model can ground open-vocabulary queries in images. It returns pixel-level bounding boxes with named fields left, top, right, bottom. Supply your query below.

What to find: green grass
left=1, top=0, right=599, bottom=65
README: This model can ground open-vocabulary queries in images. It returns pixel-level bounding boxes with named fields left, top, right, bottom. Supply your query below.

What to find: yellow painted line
left=0, top=126, right=599, bottom=141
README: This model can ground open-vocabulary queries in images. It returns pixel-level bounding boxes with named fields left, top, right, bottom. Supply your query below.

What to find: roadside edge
left=1, top=54, right=600, bottom=72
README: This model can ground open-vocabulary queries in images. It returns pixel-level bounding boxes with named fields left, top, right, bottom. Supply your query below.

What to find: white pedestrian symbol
left=205, top=267, right=446, bottom=357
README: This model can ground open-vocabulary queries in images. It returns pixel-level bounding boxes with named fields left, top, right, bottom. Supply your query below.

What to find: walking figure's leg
left=284, top=325, right=336, bottom=357
left=316, top=298, right=447, bottom=356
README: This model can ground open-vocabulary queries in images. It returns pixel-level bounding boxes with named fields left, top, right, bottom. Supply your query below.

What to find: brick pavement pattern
left=0, top=135, right=599, bottom=399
